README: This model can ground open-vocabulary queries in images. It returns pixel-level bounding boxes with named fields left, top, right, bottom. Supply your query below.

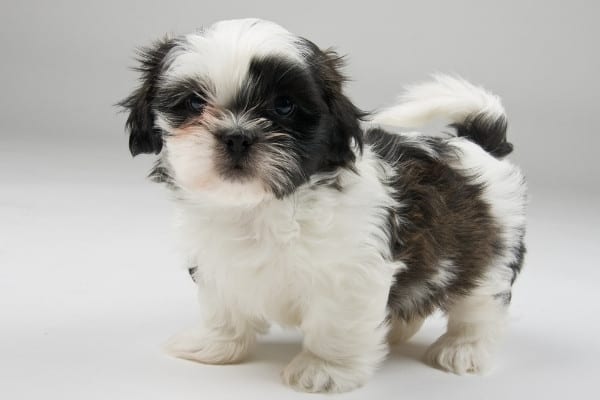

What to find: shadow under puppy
left=120, top=18, right=527, bottom=393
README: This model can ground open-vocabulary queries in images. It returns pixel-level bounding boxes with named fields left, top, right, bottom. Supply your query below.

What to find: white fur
left=425, top=290, right=509, bottom=375
left=163, top=130, right=272, bottom=206
left=166, top=148, right=400, bottom=392
left=165, top=19, right=303, bottom=106
left=371, top=74, right=505, bottom=128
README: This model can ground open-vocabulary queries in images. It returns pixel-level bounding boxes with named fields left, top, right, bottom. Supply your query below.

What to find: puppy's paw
left=281, top=351, right=367, bottom=393
left=163, top=328, right=252, bottom=364
left=425, top=334, right=492, bottom=375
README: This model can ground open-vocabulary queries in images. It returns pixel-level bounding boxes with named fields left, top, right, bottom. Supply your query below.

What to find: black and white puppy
left=121, top=18, right=527, bottom=393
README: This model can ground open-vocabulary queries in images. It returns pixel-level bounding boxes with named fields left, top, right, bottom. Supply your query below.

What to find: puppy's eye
left=274, top=96, right=295, bottom=117
left=186, top=95, right=205, bottom=113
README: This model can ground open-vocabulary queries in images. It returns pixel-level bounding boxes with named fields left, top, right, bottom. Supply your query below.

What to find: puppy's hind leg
left=387, top=316, right=425, bottom=345
left=424, top=265, right=515, bottom=375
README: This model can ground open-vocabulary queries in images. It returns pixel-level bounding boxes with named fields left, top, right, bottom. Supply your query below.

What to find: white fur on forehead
left=165, top=18, right=305, bottom=104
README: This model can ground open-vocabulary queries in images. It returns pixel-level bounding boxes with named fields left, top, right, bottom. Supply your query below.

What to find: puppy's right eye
left=186, top=95, right=205, bottom=113
left=274, top=96, right=295, bottom=117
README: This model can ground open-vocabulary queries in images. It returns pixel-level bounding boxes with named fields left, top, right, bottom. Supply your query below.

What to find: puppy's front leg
left=165, top=288, right=268, bottom=364
left=282, top=270, right=391, bottom=393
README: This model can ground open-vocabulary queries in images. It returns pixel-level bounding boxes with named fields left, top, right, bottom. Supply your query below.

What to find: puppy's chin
left=189, top=179, right=273, bottom=207
left=164, top=131, right=273, bottom=207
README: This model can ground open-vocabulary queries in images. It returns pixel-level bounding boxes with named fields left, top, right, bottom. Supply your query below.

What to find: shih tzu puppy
left=120, top=18, right=526, bottom=393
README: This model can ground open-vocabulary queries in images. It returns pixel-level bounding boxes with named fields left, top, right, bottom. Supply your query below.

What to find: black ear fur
left=309, top=45, right=367, bottom=169
left=119, top=37, right=176, bottom=156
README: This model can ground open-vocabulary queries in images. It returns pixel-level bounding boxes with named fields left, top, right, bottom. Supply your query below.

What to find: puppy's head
left=121, top=19, right=363, bottom=205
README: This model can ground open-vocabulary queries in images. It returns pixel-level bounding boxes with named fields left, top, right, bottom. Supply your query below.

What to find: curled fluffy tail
left=372, top=74, right=513, bottom=158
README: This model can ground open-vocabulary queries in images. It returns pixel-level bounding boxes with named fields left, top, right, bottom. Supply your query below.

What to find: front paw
left=282, top=351, right=367, bottom=393
left=164, top=328, right=252, bottom=364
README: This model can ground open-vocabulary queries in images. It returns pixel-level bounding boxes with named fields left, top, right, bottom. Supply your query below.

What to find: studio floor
left=1, top=136, right=598, bottom=399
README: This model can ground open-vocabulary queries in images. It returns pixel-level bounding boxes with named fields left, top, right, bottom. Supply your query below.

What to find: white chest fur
left=173, top=149, right=399, bottom=326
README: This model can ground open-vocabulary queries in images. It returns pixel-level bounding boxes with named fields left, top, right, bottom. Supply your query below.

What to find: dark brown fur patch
left=365, top=128, right=504, bottom=321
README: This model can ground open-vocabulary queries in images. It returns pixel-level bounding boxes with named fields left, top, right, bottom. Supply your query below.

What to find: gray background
left=1, top=1, right=598, bottom=399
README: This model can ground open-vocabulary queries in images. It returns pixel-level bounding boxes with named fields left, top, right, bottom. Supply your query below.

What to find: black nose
left=222, top=133, right=253, bottom=161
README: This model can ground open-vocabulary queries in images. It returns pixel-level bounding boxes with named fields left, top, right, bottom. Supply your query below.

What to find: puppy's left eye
left=186, top=94, right=205, bottom=113
left=274, top=96, right=295, bottom=117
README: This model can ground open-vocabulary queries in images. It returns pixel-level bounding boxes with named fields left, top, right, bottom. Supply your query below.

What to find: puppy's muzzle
left=218, top=129, right=256, bottom=164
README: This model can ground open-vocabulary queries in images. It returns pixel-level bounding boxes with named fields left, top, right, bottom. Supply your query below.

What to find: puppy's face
left=121, top=19, right=363, bottom=205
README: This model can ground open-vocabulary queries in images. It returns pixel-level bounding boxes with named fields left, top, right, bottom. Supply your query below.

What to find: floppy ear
left=119, top=37, right=176, bottom=156
left=312, top=47, right=366, bottom=168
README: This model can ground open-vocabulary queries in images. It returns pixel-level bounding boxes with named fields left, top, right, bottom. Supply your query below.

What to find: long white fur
left=158, top=19, right=527, bottom=392
left=371, top=74, right=505, bottom=128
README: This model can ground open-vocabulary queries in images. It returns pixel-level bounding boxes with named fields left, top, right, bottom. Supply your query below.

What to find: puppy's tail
left=371, top=74, right=513, bottom=158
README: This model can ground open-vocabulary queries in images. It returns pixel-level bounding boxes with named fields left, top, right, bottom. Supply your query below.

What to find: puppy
left=120, top=18, right=526, bottom=393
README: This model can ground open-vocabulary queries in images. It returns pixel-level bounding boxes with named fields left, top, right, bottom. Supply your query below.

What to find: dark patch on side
left=366, top=128, right=504, bottom=321
left=451, top=113, right=513, bottom=158
left=119, top=37, right=178, bottom=156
